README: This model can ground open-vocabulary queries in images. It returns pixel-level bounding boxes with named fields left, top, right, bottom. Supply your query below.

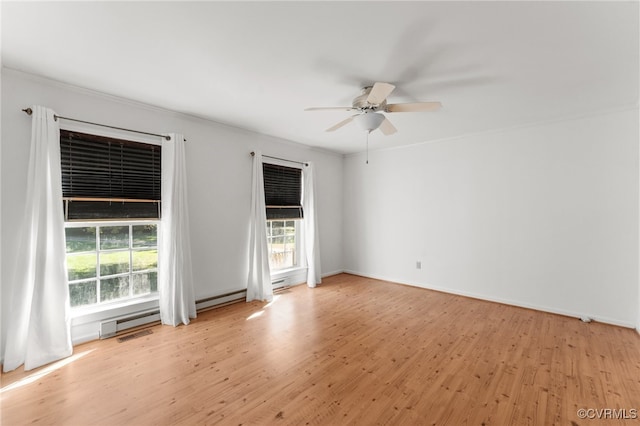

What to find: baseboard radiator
left=99, top=289, right=247, bottom=339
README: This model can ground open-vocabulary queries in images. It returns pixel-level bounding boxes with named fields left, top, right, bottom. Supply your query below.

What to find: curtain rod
left=22, top=107, right=173, bottom=141
left=250, top=151, right=308, bottom=167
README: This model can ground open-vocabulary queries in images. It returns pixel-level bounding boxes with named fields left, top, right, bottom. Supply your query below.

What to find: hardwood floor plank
left=2, top=273, right=639, bottom=425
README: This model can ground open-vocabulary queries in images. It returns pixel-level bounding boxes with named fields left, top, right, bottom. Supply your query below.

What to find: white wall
left=344, top=108, right=639, bottom=327
left=0, top=69, right=343, bottom=351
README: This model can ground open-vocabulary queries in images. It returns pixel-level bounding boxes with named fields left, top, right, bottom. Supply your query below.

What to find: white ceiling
left=2, top=1, right=638, bottom=154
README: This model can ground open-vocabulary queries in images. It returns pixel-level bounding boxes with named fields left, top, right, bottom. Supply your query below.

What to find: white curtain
left=158, top=133, right=196, bottom=326
left=302, top=162, right=322, bottom=287
left=3, top=106, right=73, bottom=372
left=247, top=151, right=272, bottom=302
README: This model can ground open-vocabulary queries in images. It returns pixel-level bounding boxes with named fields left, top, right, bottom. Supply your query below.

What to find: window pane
left=67, top=253, right=97, bottom=281
left=65, top=227, right=96, bottom=253
left=69, top=281, right=97, bottom=307
left=132, top=272, right=157, bottom=295
left=270, top=250, right=294, bottom=270
left=100, top=251, right=130, bottom=276
left=101, top=276, right=130, bottom=302
left=100, top=226, right=130, bottom=250
left=132, top=249, right=158, bottom=271
left=271, top=221, right=284, bottom=236
left=132, top=224, right=157, bottom=248
left=284, top=251, right=294, bottom=267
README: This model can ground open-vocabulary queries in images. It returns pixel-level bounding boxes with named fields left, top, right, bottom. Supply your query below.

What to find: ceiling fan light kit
left=356, top=112, right=385, bottom=132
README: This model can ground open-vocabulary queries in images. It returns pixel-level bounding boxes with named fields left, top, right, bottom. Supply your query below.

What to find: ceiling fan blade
left=386, top=102, right=442, bottom=113
left=379, top=117, right=397, bottom=136
left=366, top=82, right=396, bottom=105
left=326, top=115, right=356, bottom=132
left=305, top=106, right=355, bottom=111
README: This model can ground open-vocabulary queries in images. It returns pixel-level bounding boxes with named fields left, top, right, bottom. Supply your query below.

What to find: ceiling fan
left=305, top=82, right=442, bottom=135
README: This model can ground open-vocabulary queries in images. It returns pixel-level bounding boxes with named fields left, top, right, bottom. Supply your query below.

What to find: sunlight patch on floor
left=246, top=295, right=281, bottom=320
left=1, top=349, right=95, bottom=393
left=247, top=310, right=264, bottom=320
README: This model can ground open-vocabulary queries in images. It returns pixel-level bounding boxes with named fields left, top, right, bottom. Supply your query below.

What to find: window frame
left=261, top=158, right=307, bottom=283
left=56, top=125, right=165, bottom=331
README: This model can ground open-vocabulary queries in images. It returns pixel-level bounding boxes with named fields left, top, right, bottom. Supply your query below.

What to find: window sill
left=70, top=294, right=160, bottom=325
left=271, top=266, right=307, bottom=287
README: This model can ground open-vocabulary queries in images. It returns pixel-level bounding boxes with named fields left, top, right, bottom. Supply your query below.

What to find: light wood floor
left=2, top=273, right=640, bottom=425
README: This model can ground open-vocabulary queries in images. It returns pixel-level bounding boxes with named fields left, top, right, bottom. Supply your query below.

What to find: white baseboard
left=344, top=270, right=637, bottom=329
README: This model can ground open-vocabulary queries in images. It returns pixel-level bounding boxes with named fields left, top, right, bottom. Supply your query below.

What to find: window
left=60, top=130, right=161, bottom=308
left=262, top=163, right=303, bottom=271
left=65, top=223, right=158, bottom=307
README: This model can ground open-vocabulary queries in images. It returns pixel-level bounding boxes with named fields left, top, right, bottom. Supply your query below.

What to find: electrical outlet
left=416, top=261, right=422, bottom=269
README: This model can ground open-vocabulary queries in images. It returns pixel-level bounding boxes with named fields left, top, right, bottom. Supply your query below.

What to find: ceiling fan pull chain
left=366, top=131, right=370, bottom=165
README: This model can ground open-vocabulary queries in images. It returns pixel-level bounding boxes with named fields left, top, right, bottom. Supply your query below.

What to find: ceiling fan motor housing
left=352, top=86, right=387, bottom=111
